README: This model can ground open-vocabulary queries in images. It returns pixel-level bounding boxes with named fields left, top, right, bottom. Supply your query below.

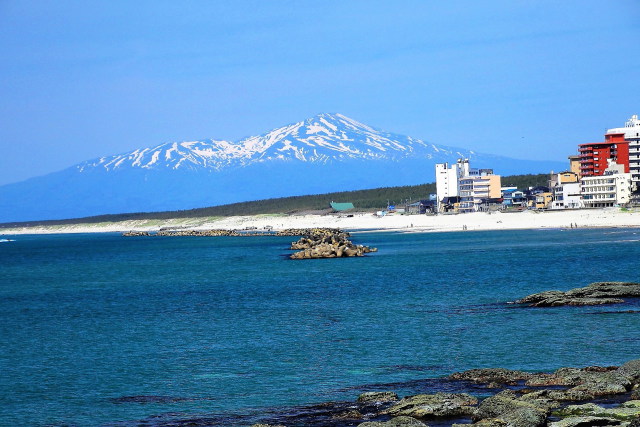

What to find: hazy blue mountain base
left=0, top=114, right=565, bottom=222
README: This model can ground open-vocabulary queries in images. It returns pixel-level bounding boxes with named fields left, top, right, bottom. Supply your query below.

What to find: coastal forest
left=1, top=173, right=549, bottom=227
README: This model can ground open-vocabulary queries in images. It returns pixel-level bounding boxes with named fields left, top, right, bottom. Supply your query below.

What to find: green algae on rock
left=514, top=282, right=640, bottom=307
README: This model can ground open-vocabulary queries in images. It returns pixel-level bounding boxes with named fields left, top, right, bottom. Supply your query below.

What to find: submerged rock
left=332, top=409, right=364, bottom=420
left=358, top=391, right=400, bottom=404
left=450, top=368, right=534, bottom=386
left=110, top=395, right=192, bottom=404
left=514, top=282, right=640, bottom=307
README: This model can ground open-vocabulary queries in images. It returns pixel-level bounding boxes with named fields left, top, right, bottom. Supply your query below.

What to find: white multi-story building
left=551, top=182, right=583, bottom=209
left=550, top=171, right=583, bottom=209
left=581, top=160, right=632, bottom=208
left=436, top=159, right=501, bottom=213
left=435, top=159, right=471, bottom=212
left=606, top=114, right=640, bottom=201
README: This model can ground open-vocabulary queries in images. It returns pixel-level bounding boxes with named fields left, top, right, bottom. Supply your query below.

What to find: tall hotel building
left=578, top=135, right=629, bottom=177
left=605, top=115, right=640, bottom=186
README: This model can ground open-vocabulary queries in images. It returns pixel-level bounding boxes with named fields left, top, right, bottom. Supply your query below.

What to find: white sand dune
left=3, top=208, right=640, bottom=235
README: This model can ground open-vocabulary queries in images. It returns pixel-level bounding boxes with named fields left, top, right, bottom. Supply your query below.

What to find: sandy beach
left=3, top=207, right=640, bottom=235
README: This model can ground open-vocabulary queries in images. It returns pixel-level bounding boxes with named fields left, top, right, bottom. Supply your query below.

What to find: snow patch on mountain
left=75, top=113, right=474, bottom=173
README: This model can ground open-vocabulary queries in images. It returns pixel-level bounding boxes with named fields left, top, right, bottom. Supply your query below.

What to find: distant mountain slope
left=0, top=113, right=565, bottom=222
left=76, top=113, right=476, bottom=172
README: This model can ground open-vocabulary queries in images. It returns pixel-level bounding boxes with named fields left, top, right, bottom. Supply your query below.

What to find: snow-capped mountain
left=0, top=113, right=565, bottom=222
left=77, top=139, right=246, bottom=172
left=76, top=113, right=476, bottom=173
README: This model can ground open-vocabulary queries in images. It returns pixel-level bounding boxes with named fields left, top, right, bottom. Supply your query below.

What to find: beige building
left=568, top=155, right=581, bottom=178
left=535, top=192, right=553, bottom=209
left=558, top=171, right=579, bottom=184
left=549, top=171, right=579, bottom=188
left=459, top=173, right=501, bottom=213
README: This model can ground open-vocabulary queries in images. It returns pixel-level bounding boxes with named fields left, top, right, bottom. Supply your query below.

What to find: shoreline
left=2, top=208, right=640, bottom=236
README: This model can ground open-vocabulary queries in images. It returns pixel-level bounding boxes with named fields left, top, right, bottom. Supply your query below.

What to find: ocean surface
left=1, top=228, right=640, bottom=426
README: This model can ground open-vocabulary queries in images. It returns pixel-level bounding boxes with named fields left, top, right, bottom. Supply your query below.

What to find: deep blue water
left=1, top=229, right=640, bottom=426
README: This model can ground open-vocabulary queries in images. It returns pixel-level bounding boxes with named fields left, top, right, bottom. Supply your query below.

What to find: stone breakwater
left=288, top=228, right=378, bottom=259
left=122, top=228, right=353, bottom=238
left=250, top=359, right=640, bottom=427
left=123, top=229, right=240, bottom=237
left=513, top=282, right=640, bottom=307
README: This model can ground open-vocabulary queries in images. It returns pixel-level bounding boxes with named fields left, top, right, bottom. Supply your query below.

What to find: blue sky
left=0, top=1, right=639, bottom=185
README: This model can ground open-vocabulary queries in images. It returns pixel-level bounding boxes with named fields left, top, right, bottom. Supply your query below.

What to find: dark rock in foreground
left=130, top=359, right=640, bottom=426
left=472, top=389, right=556, bottom=426
left=382, top=392, right=478, bottom=418
left=513, top=282, right=640, bottom=307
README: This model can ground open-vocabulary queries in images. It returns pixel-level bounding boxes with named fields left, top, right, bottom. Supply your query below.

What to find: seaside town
left=430, top=114, right=640, bottom=215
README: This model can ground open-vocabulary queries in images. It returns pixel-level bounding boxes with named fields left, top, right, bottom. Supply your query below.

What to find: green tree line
left=1, top=173, right=549, bottom=227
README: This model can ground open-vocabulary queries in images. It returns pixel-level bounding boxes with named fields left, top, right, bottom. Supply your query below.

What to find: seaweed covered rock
left=450, top=368, right=534, bottom=386
left=554, top=401, right=640, bottom=421
left=472, top=390, right=553, bottom=427
left=618, top=360, right=640, bottom=383
left=358, top=392, right=400, bottom=404
left=358, top=416, right=429, bottom=427
left=548, top=416, right=624, bottom=427
left=383, top=392, right=477, bottom=418
left=525, top=367, right=632, bottom=400
left=514, top=282, right=640, bottom=307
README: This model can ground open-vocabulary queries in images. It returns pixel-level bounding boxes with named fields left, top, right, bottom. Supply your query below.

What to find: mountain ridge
left=0, top=113, right=565, bottom=222
left=75, top=113, right=480, bottom=173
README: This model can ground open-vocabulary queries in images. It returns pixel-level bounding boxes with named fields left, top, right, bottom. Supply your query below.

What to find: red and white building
left=605, top=115, right=640, bottom=188
left=578, top=135, right=629, bottom=177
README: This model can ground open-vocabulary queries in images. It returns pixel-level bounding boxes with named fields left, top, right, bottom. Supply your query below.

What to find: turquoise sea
left=1, top=229, right=640, bottom=426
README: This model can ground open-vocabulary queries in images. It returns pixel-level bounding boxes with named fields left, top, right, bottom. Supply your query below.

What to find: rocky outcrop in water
left=288, top=228, right=377, bottom=259
left=513, top=282, right=640, bottom=307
